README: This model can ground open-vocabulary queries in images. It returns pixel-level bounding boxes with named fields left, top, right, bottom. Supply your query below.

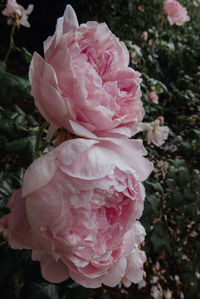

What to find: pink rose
left=29, top=5, right=144, bottom=138
left=140, top=118, right=169, bottom=147
left=163, top=0, right=190, bottom=26
left=2, top=0, right=33, bottom=28
left=0, top=138, right=153, bottom=287
left=149, top=86, right=159, bottom=104
left=141, top=31, right=148, bottom=41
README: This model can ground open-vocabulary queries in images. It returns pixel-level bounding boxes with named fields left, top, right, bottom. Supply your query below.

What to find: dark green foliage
left=20, top=48, right=33, bottom=65
left=151, top=222, right=171, bottom=254
left=61, top=283, right=92, bottom=299
left=20, top=283, right=59, bottom=299
left=0, top=69, right=31, bottom=103
left=0, top=0, right=200, bottom=298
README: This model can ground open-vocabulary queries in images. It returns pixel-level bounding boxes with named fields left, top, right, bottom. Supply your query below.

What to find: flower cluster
left=2, top=0, right=33, bottom=28
left=0, top=5, right=153, bottom=288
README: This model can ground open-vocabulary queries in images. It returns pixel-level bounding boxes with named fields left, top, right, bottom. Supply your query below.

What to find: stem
left=4, top=46, right=12, bottom=64
left=184, top=223, right=200, bottom=244
left=34, top=121, right=49, bottom=159
left=4, top=23, right=19, bottom=63
left=13, top=274, right=20, bottom=299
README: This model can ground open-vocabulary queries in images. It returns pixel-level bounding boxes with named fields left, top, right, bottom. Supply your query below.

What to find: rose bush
left=29, top=5, right=144, bottom=138
left=163, top=0, right=190, bottom=26
left=0, top=138, right=153, bottom=288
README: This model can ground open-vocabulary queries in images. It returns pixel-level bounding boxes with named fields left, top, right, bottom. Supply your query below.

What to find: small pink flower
left=2, top=0, right=33, bottom=28
left=29, top=5, right=144, bottom=139
left=141, top=31, right=148, bottom=41
left=148, top=39, right=153, bottom=47
left=139, top=117, right=169, bottom=147
left=0, top=138, right=153, bottom=288
left=149, top=86, right=159, bottom=104
left=131, top=45, right=142, bottom=65
left=163, top=0, right=190, bottom=26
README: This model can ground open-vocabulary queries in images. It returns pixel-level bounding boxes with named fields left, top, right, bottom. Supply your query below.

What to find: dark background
left=1, top=0, right=155, bottom=57
left=0, top=0, right=116, bottom=55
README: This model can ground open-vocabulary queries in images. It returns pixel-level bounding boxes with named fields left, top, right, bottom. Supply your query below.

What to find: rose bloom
left=2, top=0, right=33, bottom=28
left=141, top=31, right=148, bottom=41
left=140, top=117, right=169, bottom=147
left=149, top=86, right=159, bottom=104
left=0, top=138, right=153, bottom=288
left=29, top=5, right=144, bottom=139
left=163, top=0, right=190, bottom=26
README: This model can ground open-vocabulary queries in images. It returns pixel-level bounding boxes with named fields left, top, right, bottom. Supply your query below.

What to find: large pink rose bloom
left=0, top=138, right=153, bottom=288
left=163, top=0, right=190, bottom=26
left=29, top=5, right=144, bottom=138
left=2, top=0, right=33, bottom=28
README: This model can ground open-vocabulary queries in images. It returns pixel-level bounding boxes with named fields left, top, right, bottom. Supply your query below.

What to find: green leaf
left=20, top=282, right=59, bottom=299
left=1, top=136, right=36, bottom=163
left=9, top=167, right=24, bottom=189
left=20, top=47, right=32, bottom=64
left=0, top=244, right=16, bottom=286
left=0, top=180, right=12, bottom=201
left=151, top=222, right=171, bottom=253
left=182, top=273, right=198, bottom=296
left=144, top=195, right=160, bottom=216
left=0, top=119, right=16, bottom=138
left=172, top=189, right=183, bottom=206
left=166, top=178, right=176, bottom=189
left=151, top=182, right=164, bottom=194
left=99, top=294, right=112, bottom=299
left=62, top=284, right=92, bottom=299
left=0, top=71, right=31, bottom=103
left=0, top=61, right=7, bottom=72
left=193, top=129, right=200, bottom=137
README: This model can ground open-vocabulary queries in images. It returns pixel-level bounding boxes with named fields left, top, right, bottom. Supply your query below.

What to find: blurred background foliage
left=0, top=0, right=200, bottom=298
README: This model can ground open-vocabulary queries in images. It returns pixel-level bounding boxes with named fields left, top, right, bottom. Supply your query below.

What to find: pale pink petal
left=102, top=257, right=126, bottom=287
left=67, top=120, right=98, bottom=138
left=32, top=250, right=69, bottom=283
left=22, top=151, right=57, bottom=197
left=63, top=4, right=79, bottom=33
left=25, top=4, right=34, bottom=15
left=0, top=190, right=41, bottom=250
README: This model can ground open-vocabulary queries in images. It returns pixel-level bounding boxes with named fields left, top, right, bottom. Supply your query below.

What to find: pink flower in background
left=163, top=0, right=190, bottom=26
left=148, top=39, right=153, bottom=47
left=0, top=138, right=153, bottom=287
left=29, top=5, right=144, bottom=139
left=149, top=86, right=159, bottom=104
left=141, top=31, right=148, bottom=41
left=131, top=44, right=142, bottom=65
left=2, top=0, right=33, bottom=27
left=140, top=117, right=169, bottom=147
